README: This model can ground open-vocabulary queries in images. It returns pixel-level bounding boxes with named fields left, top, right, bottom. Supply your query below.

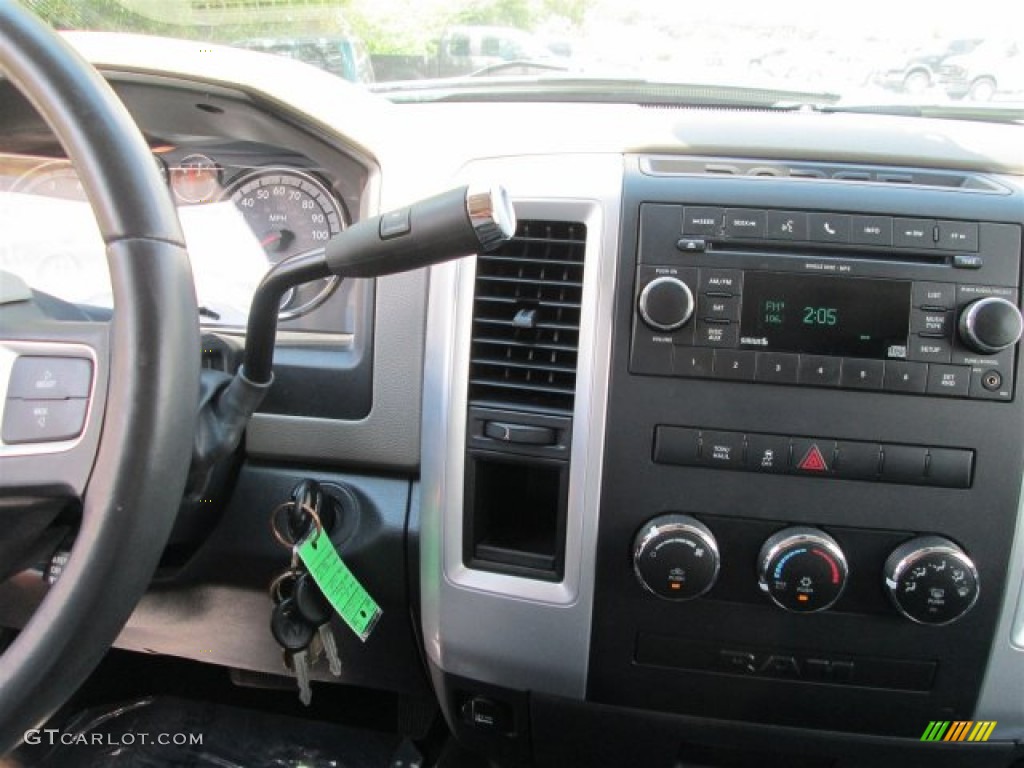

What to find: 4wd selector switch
left=958, top=296, right=1023, bottom=354
left=638, top=276, right=694, bottom=332
left=633, top=514, right=719, bottom=600
left=758, top=527, right=848, bottom=613
left=884, top=536, right=979, bottom=625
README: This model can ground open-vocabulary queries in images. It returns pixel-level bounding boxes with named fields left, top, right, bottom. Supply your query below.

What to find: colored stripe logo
left=920, top=721, right=996, bottom=742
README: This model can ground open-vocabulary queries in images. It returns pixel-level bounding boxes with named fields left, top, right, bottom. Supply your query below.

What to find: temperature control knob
left=884, top=536, right=979, bottom=625
left=758, top=527, right=848, bottom=613
left=634, top=514, right=719, bottom=600
left=958, top=297, right=1023, bottom=354
left=638, top=277, right=694, bottom=332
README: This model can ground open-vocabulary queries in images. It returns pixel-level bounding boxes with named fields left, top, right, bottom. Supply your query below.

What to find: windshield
left=25, top=0, right=1024, bottom=109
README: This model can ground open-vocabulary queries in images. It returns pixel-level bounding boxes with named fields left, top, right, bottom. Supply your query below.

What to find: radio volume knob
left=638, top=276, right=694, bottom=332
left=884, top=536, right=979, bottom=625
left=958, top=297, right=1023, bottom=354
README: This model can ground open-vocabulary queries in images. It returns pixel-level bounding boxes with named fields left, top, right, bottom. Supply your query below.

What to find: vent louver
left=468, top=220, right=587, bottom=414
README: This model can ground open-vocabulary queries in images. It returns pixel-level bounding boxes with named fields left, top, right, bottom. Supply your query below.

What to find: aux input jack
left=981, top=370, right=1002, bottom=391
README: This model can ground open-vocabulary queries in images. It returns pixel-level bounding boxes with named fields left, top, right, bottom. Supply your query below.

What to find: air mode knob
left=633, top=514, right=720, bottom=600
left=884, top=536, right=979, bottom=625
left=958, top=297, right=1023, bottom=354
left=638, top=276, right=694, bottom=332
left=758, top=527, right=848, bottom=613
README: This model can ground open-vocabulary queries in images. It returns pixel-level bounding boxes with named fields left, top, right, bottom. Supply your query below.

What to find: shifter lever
left=186, top=183, right=515, bottom=495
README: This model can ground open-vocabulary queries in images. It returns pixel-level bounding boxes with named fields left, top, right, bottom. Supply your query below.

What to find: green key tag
left=296, top=531, right=382, bottom=642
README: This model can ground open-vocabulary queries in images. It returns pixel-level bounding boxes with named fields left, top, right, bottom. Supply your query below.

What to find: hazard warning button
left=793, top=439, right=835, bottom=475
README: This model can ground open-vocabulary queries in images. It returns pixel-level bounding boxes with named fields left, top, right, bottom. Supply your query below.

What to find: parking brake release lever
left=186, top=183, right=515, bottom=493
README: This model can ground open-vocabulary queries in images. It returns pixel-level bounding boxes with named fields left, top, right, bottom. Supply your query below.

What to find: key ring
left=270, top=500, right=323, bottom=550
left=268, top=568, right=301, bottom=603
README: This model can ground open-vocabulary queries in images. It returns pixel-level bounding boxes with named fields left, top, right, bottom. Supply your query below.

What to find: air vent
left=468, top=220, right=587, bottom=414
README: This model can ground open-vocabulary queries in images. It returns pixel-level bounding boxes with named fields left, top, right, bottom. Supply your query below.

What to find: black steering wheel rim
left=0, top=3, right=199, bottom=753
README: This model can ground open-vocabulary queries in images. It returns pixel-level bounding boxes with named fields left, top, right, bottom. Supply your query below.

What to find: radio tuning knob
left=638, top=276, right=694, bottom=332
left=633, top=514, right=720, bottom=600
left=958, top=297, right=1023, bottom=354
left=884, top=536, right=979, bottom=625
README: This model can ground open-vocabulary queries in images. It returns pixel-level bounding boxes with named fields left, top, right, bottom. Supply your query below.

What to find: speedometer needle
left=260, top=229, right=295, bottom=252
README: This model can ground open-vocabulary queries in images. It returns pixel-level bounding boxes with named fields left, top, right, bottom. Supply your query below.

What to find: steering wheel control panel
left=632, top=204, right=1022, bottom=402
left=0, top=345, right=95, bottom=453
left=588, top=162, right=1024, bottom=738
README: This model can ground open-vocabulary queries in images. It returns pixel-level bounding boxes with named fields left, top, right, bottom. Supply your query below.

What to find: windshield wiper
left=371, top=75, right=840, bottom=110
left=820, top=102, right=1024, bottom=124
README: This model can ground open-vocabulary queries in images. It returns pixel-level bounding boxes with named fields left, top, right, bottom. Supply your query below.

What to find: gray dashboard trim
left=246, top=266, right=426, bottom=471
left=420, top=154, right=622, bottom=697
left=975, top=470, right=1024, bottom=740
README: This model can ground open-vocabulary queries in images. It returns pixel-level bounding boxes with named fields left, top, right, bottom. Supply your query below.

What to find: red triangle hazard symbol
left=797, top=444, right=829, bottom=472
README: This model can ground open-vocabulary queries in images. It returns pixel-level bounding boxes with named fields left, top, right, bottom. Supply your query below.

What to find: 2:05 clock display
left=739, top=272, right=912, bottom=359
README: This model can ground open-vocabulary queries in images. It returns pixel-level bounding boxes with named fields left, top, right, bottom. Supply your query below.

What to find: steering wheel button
left=2, top=398, right=88, bottom=444
left=8, top=356, right=92, bottom=400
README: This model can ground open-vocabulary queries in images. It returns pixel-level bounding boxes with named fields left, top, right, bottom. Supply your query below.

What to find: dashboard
left=2, top=32, right=1024, bottom=768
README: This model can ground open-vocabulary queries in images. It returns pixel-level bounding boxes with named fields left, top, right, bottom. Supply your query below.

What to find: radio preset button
left=765, top=211, right=808, bottom=241
left=683, top=206, right=723, bottom=236
left=724, top=209, right=765, bottom=239
left=701, top=295, right=739, bottom=322
left=911, top=310, right=952, bottom=337
left=894, top=218, right=937, bottom=248
left=926, top=364, right=970, bottom=397
left=840, top=359, right=884, bottom=390
left=882, top=361, right=928, bottom=393
left=696, top=320, right=739, bottom=348
left=712, top=350, right=755, bottom=380
left=797, top=355, right=841, bottom=387
left=699, top=269, right=742, bottom=296
left=808, top=213, right=851, bottom=243
left=673, top=347, right=714, bottom=378
left=755, top=352, right=798, bottom=384
left=851, top=216, right=893, bottom=246
left=912, top=282, right=956, bottom=310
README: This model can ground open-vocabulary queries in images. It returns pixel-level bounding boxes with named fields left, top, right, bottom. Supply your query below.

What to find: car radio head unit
left=630, top=203, right=1022, bottom=402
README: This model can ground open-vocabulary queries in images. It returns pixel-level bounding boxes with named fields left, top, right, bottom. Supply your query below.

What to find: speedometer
left=226, top=168, right=345, bottom=319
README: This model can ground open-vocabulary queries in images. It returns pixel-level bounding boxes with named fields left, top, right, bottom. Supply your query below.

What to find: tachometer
left=225, top=168, right=345, bottom=318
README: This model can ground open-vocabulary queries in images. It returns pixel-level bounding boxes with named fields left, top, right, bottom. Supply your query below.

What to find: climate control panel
left=631, top=516, right=980, bottom=626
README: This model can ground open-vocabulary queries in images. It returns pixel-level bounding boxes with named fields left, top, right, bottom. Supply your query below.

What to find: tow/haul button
left=758, top=527, right=848, bottom=613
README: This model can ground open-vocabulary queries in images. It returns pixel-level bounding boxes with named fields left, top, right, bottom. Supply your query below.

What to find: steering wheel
left=0, top=4, right=199, bottom=753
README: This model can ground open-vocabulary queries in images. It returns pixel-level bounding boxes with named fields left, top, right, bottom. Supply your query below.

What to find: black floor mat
left=9, top=696, right=401, bottom=768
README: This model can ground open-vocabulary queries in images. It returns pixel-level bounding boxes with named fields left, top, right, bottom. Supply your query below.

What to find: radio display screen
left=739, top=273, right=912, bottom=358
